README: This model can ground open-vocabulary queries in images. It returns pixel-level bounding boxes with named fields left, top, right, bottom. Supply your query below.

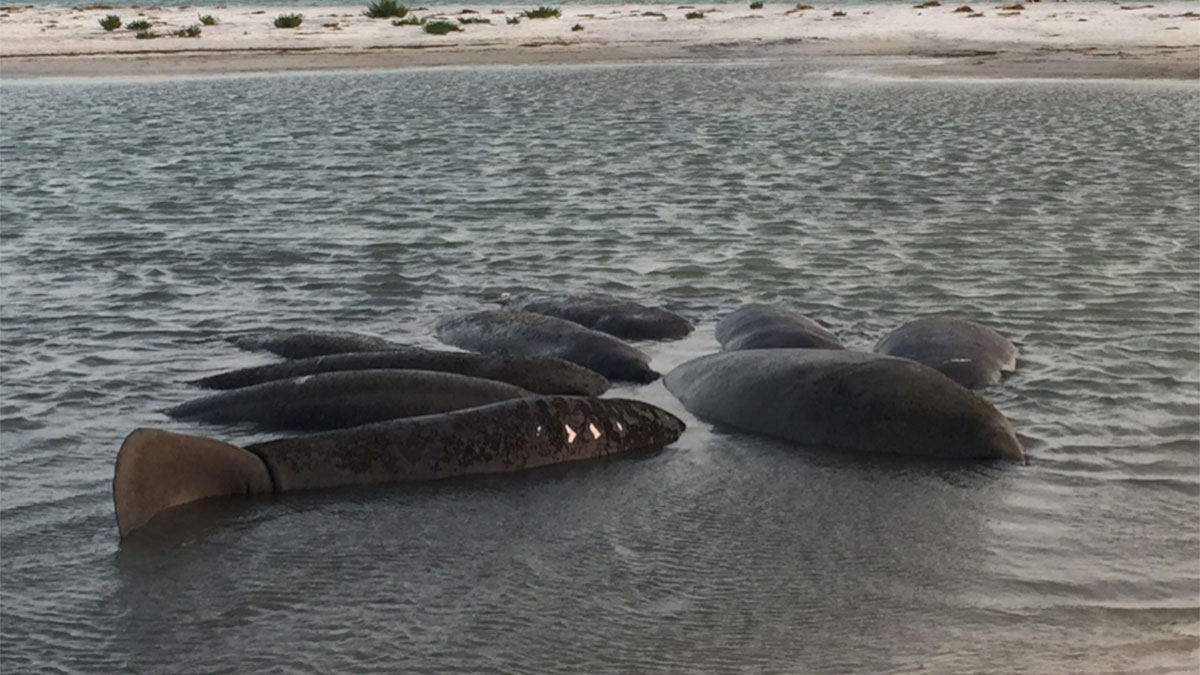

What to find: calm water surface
left=1, top=62, right=1198, bottom=673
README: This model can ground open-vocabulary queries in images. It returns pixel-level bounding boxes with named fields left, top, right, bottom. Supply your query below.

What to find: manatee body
left=190, top=349, right=611, bottom=397
left=715, top=304, right=844, bottom=351
left=875, top=317, right=1018, bottom=389
left=230, top=330, right=399, bottom=359
left=664, top=349, right=1023, bottom=461
left=114, top=396, right=686, bottom=538
left=166, top=370, right=533, bottom=432
left=504, top=293, right=693, bottom=341
left=435, top=310, right=660, bottom=383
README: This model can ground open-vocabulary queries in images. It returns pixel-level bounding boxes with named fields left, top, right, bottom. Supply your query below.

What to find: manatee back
left=716, top=304, right=844, bottom=351
left=511, top=293, right=693, bottom=341
left=167, top=369, right=533, bottom=432
left=193, top=349, right=611, bottom=396
left=665, top=350, right=1022, bottom=461
left=435, top=310, right=659, bottom=383
left=230, top=330, right=400, bottom=359
left=875, top=317, right=1017, bottom=388
left=246, top=397, right=686, bottom=491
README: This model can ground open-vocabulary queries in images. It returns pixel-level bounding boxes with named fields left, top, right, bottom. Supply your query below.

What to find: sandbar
left=1, top=2, right=1197, bottom=79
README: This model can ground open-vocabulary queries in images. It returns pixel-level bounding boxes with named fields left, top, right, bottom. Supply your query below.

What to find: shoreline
left=1, top=2, right=1198, bottom=80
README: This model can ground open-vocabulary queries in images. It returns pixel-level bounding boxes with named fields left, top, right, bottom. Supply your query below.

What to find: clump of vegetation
left=832, top=9, right=846, bottom=16
left=794, top=3, right=813, bottom=8
left=198, top=13, right=216, bottom=24
left=458, top=15, right=490, bottom=23
left=134, top=28, right=156, bottom=38
left=999, top=2, right=1023, bottom=8
left=423, top=19, right=460, bottom=33
left=365, top=0, right=407, bottom=18
left=913, top=0, right=941, bottom=7
left=98, top=14, right=121, bottom=30
left=505, top=15, right=520, bottom=23
left=126, top=18, right=151, bottom=30
left=522, top=6, right=559, bottom=18
left=323, top=21, right=341, bottom=27
left=570, top=22, right=582, bottom=30
left=685, top=9, right=705, bottom=18
left=749, top=1, right=763, bottom=8
left=172, top=23, right=201, bottom=36
left=393, top=14, right=425, bottom=25
left=274, top=13, right=303, bottom=27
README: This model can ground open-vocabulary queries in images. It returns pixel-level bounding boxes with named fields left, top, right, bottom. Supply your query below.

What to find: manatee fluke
left=715, top=303, right=844, bottom=351
left=166, top=370, right=533, bottom=432
left=435, top=310, right=660, bottom=384
left=113, top=428, right=273, bottom=538
left=189, top=349, right=610, bottom=397
left=665, top=349, right=1023, bottom=461
left=230, top=330, right=399, bottom=359
left=114, top=397, right=686, bottom=538
left=874, top=317, right=1018, bottom=389
left=503, top=293, right=693, bottom=341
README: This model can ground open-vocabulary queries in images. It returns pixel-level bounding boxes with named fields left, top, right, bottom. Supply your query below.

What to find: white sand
left=1, top=1, right=1197, bottom=78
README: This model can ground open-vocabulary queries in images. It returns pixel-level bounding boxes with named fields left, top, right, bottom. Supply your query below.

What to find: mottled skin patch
left=665, top=349, right=1023, bottom=461
left=504, top=292, right=693, bottom=341
left=190, top=348, right=611, bottom=397
left=246, top=397, right=685, bottom=491
left=230, top=330, right=399, bottom=359
left=715, top=303, right=844, bottom=351
left=435, top=310, right=660, bottom=384
left=166, top=370, right=533, bottom=432
left=874, top=317, right=1018, bottom=389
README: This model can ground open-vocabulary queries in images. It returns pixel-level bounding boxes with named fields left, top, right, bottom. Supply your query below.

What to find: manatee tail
left=113, top=428, right=275, bottom=539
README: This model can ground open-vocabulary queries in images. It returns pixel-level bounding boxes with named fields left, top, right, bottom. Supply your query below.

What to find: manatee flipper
left=113, top=428, right=274, bottom=538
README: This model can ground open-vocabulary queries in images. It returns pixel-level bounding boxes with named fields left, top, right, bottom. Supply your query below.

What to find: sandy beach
left=1, top=2, right=1198, bottom=80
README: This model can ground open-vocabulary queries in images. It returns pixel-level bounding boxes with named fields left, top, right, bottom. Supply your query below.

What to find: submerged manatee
left=715, top=304, right=844, bottom=351
left=503, top=292, right=693, bottom=341
left=190, top=349, right=610, bottom=397
left=230, top=330, right=400, bottom=359
left=166, top=370, right=533, bottom=432
left=875, top=317, right=1018, bottom=389
left=435, top=310, right=660, bottom=383
left=114, top=396, right=686, bottom=538
left=665, top=349, right=1022, bottom=461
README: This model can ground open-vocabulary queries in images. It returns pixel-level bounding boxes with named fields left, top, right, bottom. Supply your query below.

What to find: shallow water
left=1, top=62, right=1198, bottom=673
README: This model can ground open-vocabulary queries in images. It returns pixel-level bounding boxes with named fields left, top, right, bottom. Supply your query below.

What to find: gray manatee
left=230, top=330, right=399, bottom=359
left=664, top=349, right=1023, bottom=461
left=435, top=310, right=659, bottom=384
left=114, top=396, right=686, bottom=538
left=190, top=349, right=610, bottom=396
left=715, top=304, right=844, bottom=351
left=166, top=369, right=533, bottom=432
left=875, top=317, right=1018, bottom=389
left=503, top=292, right=693, bottom=341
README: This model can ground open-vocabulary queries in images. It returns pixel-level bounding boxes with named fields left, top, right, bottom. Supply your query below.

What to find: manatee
left=875, top=317, right=1018, bottom=389
left=114, top=396, right=686, bottom=538
left=190, top=349, right=610, bottom=396
left=503, top=292, right=693, bottom=341
left=435, top=310, right=660, bottom=383
left=165, top=369, right=533, bottom=432
left=664, top=349, right=1023, bottom=461
left=715, top=304, right=844, bottom=351
left=230, top=330, right=399, bottom=359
